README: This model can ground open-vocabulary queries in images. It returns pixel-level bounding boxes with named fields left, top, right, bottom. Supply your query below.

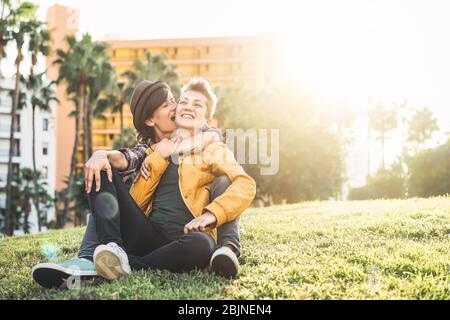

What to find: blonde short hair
left=181, top=77, right=217, bottom=119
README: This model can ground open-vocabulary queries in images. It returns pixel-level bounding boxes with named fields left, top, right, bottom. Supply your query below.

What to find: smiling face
left=175, top=90, right=209, bottom=132
left=144, top=90, right=177, bottom=140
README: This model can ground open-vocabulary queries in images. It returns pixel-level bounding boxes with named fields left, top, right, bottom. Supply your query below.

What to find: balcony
left=0, top=105, right=12, bottom=114
left=0, top=123, right=10, bottom=132
left=0, top=149, right=8, bottom=157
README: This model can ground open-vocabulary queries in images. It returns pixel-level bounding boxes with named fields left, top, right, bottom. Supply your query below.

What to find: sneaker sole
left=31, top=263, right=97, bottom=289
left=211, top=254, right=238, bottom=278
left=94, top=250, right=127, bottom=281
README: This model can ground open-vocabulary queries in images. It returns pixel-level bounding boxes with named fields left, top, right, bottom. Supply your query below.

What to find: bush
left=407, top=140, right=450, bottom=197
left=349, top=162, right=406, bottom=200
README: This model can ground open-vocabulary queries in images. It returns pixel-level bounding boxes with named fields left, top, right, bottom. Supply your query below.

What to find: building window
left=14, top=114, right=20, bottom=132
left=0, top=193, right=5, bottom=209
left=0, top=115, right=19, bottom=132
left=0, top=117, right=9, bottom=132
left=0, top=139, right=20, bottom=156
left=13, top=139, right=20, bottom=157
left=0, top=164, right=7, bottom=182
left=0, top=139, right=7, bottom=156
left=0, top=163, right=20, bottom=182
left=43, top=118, right=49, bottom=131
left=0, top=90, right=13, bottom=108
left=12, top=163, right=19, bottom=179
left=42, top=142, right=48, bottom=155
left=41, top=166, right=48, bottom=179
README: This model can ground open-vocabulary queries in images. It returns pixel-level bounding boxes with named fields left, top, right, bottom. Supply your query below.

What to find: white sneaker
left=93, top=242, right=131, bottom=281
left=210, top=246, right=239, bottom=278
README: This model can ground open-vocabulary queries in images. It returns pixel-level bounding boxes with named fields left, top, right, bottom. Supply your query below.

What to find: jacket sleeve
left=129, top=150, right=169, bottom=214
left=203, top=142, right=256, bottom=227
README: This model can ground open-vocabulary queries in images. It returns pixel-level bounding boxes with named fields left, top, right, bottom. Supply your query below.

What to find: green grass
left=1, top=198, right=449, bottom=300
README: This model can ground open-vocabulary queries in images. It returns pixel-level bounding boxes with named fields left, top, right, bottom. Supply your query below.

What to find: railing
left=0, top=123, right=20, bottom=132
left=0, top=123, right=10, bottom=132
left=0, top=148, right=20, bottom=157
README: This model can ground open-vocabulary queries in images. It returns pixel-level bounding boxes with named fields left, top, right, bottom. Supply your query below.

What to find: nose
left=182, top=105, right=194, bottom=112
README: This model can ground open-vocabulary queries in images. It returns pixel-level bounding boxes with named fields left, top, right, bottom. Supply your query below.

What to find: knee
left=211, top=175, right=231, bottom=200
left=91, top=169, right=116, bottom=191
left=185, top=232, right=215, bottom=266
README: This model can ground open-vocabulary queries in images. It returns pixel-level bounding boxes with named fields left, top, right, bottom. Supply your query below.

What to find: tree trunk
left=4, top=48, right=23, bottom=236
left=0, top=1, right=5, bottom=21
left=381, top=134, right=385, bottom=170
left=86, top=94, right=93, bottom=158
left=0, top=1, right=6, bottom=60
left=367, top=126, right=371, bottom=178
left=62, top=100, right=81, bottom=227
left=23, top=199, right=31, bottom=234
left=81, top=84, right=88, bottom=164
left=119, top=103, right=124, bottom=148
left=31, top=104, right=42, bottom=231
left=0, top=37, right=4, bottom=73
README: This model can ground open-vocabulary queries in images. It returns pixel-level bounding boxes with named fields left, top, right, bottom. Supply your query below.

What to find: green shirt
left=150, top=158, right=194, bottom=239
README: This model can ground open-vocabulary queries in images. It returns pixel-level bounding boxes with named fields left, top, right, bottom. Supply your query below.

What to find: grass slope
left=0, top=198, right=449, bottom=300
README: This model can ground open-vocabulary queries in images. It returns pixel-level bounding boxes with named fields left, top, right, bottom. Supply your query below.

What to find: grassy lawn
left=0, top=197, right=449, bottom=300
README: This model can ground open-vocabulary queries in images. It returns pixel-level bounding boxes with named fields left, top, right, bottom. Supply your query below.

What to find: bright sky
left=32, top=0, right=450, bottom=120
left=4, top=0, right=450, bottom=187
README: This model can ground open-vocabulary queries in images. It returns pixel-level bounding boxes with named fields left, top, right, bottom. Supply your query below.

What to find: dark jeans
left=78, top=169, right=240, bottom=272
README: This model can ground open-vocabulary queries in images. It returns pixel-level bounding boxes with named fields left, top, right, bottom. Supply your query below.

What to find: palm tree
left=110, top=82, right=128, bottom=148
left=394, top=99, right=408, bottom=170
left=54, top=34, right=111, bottom=163
left=23, top=73, right=57, bottom=231
left=87, top=52, right=115, bottom=155
left=0, top=0, right=12, bottom=77
left=124, top=51, right=180, bottom=97
left=4, top=1, right=37, bottom=236
left=368, top=103, right=397, bottom=170
left=61, top=94, right=81, bottom=227
left=112, top=127, right=138, bottom=149
left=54, top=34, right=112, bottom=221
left=97, top=74, right=134, bottom=148
left=407, top=107, right=439, bottom=152
left=27, top=19, right=50, bottom=76
left=16, top=168, right=52, bottom=233
left=0, top=167, right=52, bottom=233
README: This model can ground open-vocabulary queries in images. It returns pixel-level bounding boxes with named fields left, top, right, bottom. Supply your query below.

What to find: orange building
left=46, top=4, right=79, bottom=191
left=108, top=37, right=268, bottom=84
left=46, top=4, right=275, bottom=190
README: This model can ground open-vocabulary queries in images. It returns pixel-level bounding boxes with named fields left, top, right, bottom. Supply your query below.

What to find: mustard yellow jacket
left=129, top=142, right=257, bottom=241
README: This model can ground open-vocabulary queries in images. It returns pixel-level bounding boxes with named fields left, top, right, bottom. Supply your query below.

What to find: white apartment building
left=0, top=77, right=56, bottom=235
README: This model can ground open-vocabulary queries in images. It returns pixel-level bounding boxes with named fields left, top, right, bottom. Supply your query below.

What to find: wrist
left=94, top=150, right=108, bottom=159
left=204, top=211, right=217, bottom=227
left=104, top=150, right=114, bottom=161
left=106, top=150, right=129, bottom=170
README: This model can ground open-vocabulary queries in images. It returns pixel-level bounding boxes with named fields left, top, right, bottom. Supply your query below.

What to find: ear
left=144, top=118, right=155, bottom=127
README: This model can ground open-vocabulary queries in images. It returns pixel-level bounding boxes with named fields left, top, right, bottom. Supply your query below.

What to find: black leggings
left=88, top=168, right=216, bottom=272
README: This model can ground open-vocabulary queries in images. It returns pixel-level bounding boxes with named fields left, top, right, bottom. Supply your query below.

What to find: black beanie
left=129, top=80, right=169, bottom=130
